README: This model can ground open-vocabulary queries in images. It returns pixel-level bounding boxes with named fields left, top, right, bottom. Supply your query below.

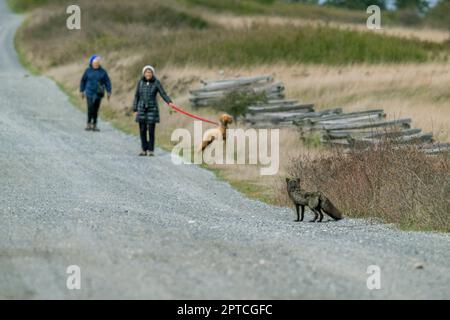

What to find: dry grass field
left=205, top=14, right=450, bottom=43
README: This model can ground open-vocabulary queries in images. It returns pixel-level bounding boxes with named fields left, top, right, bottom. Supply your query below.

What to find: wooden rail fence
left=189, top=75, right=449, bottom=155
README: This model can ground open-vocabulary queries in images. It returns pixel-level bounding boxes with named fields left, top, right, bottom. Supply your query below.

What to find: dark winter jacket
left=80, top=66, right=112, bottom=99
left=133, top=77, right=172, bottom=124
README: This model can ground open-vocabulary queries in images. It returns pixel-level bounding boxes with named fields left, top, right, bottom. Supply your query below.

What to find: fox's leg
left=300, top=205, right=305, bottom=222
left=309, top=208, right=318, bottom=222
left=318, top=209, right=324, bottom=222
left=294, top=204, right=300, bottom=222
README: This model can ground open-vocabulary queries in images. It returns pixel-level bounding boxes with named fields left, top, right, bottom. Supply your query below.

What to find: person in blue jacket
left=80, top=55, right=112, bottom=131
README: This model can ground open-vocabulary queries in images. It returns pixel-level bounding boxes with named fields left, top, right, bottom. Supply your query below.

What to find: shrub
left=211, top=90, right=267, bottom=120
left=396, top=9, right=422, bottom=26
left=425, top=0, right=450, bottom=30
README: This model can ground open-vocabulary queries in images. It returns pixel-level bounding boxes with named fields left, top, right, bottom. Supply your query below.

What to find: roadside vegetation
left=281, top=142, right=450, bottom=232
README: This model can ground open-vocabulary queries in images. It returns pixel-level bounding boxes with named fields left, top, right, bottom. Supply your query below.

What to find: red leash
left=167, top=103, right=219, bottom=126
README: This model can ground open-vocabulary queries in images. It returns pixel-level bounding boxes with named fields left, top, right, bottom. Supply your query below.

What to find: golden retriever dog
left=198, top=114, right=233, bottom=152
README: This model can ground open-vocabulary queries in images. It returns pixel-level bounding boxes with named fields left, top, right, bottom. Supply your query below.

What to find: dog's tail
left=321, top=196, right=343, bottom=220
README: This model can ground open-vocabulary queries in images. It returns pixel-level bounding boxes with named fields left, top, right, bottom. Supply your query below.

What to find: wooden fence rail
left=189, top=75, right=448, bottom=155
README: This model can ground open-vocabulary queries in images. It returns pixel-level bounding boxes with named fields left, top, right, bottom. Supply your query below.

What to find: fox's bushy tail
left=321, top=197, right=343, bottom=220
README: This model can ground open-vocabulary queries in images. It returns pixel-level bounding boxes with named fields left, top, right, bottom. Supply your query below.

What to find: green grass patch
left=157, top=25, right=436, bottom=66
left=206, top=166, right=278, bottom=205
left=303, top=132, right=322, bottom=148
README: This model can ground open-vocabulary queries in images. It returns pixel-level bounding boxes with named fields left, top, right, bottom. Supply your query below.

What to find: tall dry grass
left=205, top=14, right=450, bottom=44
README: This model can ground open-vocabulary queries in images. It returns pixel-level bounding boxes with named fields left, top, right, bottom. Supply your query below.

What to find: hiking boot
left=92, top=125, right=100, bottom=132
left=147, top=151, right=154, bottom=157
left=138, top=150, right=147, bottom=156
left=85, top=123, right=92, bottom=131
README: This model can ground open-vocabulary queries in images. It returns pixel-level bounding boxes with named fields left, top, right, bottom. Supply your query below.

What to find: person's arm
left=80, top=69, right=87, bottom=99
left=156, top=80, right=172, bottom=104
left=133, top=80, right=140, bottom=113
left=103, top=70, right=112, bottom=99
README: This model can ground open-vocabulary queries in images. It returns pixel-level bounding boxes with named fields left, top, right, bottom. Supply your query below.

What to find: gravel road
left=0, top=0, right=449, bottom=299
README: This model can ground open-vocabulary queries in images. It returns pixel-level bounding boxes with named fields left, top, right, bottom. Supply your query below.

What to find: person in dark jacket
left=80, top=55, right=112, bottom=131
left=133, top=65, right=173, bottom=156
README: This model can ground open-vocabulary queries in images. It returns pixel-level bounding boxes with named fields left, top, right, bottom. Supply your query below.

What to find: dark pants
left=87, top=97, right=101, bottom=125
left=139, top=122, right=156, bottom=152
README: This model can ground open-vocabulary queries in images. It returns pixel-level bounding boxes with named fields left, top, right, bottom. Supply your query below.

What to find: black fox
left=286, top=178, right=343, bottom=222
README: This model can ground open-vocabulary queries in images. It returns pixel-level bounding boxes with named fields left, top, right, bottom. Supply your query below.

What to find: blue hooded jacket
left=80, top=56, right=112, bottom=99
